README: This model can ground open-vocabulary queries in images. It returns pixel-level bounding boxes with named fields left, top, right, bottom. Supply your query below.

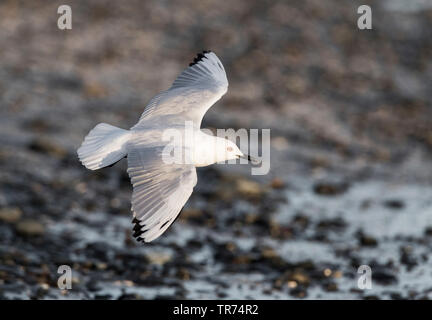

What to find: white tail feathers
left=77, top=123, right=131, bottom=170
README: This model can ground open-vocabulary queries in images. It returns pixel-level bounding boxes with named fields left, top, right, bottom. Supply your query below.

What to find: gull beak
left=239, top=154, right=260, bottom=164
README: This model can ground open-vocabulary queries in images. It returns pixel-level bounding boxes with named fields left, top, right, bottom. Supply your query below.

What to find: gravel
left=0, top=0, right=431, bottom=300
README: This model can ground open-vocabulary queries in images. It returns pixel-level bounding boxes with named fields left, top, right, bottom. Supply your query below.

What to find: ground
left=0, top=0, right=432, bottom=299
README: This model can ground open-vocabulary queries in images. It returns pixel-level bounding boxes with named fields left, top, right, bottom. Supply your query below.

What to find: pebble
left=383, top=199, right=405, bottom=210
left=357, top=230, right=378, bottom=247
left=179, top=208, right=202, bottom=220
left=324, top=283, right=338, bottom=292
left=28, top=138, right=68, bottom=158
left=16, top=220, right=45, bottom=236
left=270, top=178, right=285, bottom=189
left=145, top=252, right=172, bottom=266
left=236, top=179, right=265, bottom=198
left=0, top=207, right=22, bottom=223
left=313, top=182, right=349, bottom=196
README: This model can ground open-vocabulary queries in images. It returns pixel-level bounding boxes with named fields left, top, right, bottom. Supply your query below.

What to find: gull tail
left=77, top=123, right=131, bottom=170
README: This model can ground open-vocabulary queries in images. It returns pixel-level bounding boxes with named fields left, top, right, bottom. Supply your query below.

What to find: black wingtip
left=189, top=50, right=212, bottom=67
left=132, top=217, right=147, bottom=242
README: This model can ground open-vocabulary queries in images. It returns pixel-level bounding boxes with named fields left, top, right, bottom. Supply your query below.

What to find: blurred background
left=0, top=0, right=431, bottom=299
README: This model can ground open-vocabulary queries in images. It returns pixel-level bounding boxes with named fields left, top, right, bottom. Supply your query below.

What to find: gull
left=77, top=51, right=254, bottom=242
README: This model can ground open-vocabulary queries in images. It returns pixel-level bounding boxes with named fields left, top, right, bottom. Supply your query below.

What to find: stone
left=0, top=207, right=22, bottom=223
left=16, top=220, right=45, bottom=236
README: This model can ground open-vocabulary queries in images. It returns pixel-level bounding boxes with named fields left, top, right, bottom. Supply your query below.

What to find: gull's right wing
left=127, top=139, right=197, bottom=243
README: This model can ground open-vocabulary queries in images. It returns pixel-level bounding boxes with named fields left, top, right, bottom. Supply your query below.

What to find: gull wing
left=127, top=142, right=197, bottom=243
left=133, top=51, right=228, bottom=128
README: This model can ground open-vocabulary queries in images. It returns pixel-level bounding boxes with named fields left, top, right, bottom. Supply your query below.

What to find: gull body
left=77, top=51, right=246, bottom=242
left=128, top=125, right=242, bottom=167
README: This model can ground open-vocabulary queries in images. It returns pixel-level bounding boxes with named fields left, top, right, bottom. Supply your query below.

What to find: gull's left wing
left=132, top=51, right=228, bottom=128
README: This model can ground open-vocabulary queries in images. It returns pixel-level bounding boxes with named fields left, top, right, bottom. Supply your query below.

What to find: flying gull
left=77, top=51, right=254, bottom=242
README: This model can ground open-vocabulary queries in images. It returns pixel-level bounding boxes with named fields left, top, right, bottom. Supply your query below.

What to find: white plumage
left=77, top=51, right=246, bottom=242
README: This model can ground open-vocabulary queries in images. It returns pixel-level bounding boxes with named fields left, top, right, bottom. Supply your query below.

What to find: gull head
left=218, top=138, right=258, bottom=163
left=221, top=139, right=243, bottom=161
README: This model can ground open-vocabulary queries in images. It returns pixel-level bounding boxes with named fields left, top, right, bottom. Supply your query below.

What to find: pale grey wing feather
left=136, top=91, right=167, bottom=123
left=132, top=51, right=228, bottom=128
left=127, top=144, right=197, bottom=243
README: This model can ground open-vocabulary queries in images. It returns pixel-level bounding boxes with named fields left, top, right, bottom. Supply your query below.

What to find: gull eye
left=227, top=146, right=233, bottom=152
